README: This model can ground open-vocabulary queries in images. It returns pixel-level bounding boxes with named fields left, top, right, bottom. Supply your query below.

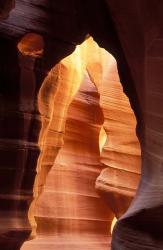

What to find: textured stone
left=0, top=1, right=163, bottom=250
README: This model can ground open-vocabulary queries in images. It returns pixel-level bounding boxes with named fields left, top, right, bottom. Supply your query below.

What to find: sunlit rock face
left=27, top=41, right=88, bottom=238
left=85, top=38, right=141, bottom=219
left=95, top=53, right=141, bottom=219
left=22, top=72, right=114, bottom=250
left=21, top=38, right=140, bottom=250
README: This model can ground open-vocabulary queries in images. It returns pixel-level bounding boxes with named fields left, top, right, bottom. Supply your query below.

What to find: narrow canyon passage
left=21, top=38, right=141, bottom=250
left=1, top=2, right=163, bottom=250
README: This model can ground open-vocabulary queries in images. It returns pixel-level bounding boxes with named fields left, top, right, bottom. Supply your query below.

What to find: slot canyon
left=0, top=1, right=163, bottom=250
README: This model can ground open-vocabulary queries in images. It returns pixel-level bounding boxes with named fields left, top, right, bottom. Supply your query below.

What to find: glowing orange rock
left=21, top=38, right=140, bottom=250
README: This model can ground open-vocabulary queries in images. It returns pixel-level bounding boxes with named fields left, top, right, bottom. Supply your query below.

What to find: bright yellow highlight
left=99, top=127, right=107, bottom=153
left=111, top=217, right=117, bottom=234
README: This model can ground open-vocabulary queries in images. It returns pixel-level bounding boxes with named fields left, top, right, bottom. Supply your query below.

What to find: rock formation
left=21, top=38, right=140, bottom=250
left=0, top=1, right=163, bottom=250
left=85, top=38, right=141, bottom=219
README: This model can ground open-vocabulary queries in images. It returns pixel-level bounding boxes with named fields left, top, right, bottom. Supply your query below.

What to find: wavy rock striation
left=21, top=38, right=140, bottom=250
left=0, top=1, right=163, bottom=249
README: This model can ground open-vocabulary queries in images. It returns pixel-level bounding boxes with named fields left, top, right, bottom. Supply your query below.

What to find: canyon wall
left=0, top=1, right=163, bottom=249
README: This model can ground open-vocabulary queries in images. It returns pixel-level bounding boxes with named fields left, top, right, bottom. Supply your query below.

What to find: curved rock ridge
left=88, top=42, right=141, bottom=218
